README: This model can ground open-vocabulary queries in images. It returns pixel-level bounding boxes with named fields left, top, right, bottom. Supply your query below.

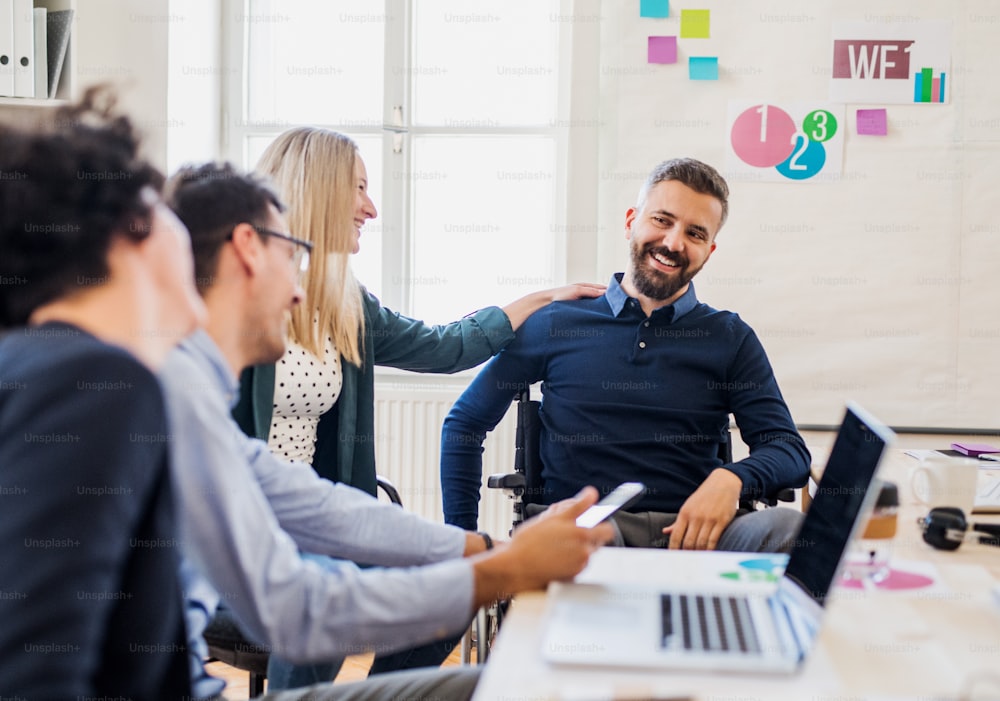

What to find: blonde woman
left=233, top=127, right=603, bottom=688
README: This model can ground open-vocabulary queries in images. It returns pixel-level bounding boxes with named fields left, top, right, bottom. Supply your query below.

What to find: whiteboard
left=593, top=0, right=1000, bottom=430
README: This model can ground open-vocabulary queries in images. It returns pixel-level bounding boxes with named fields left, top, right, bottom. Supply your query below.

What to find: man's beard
left=629, top=239, right=703, bottom=302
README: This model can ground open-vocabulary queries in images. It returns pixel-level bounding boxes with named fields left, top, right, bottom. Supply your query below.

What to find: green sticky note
left=640, top=0, right=670, bottom=18
left=689, top=56, right=718, bottom=80
left=680, top=9, right=710, bottom=38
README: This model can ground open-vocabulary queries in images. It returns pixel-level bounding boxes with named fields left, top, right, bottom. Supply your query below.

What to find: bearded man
left=441, top=158, right=810, bottom=551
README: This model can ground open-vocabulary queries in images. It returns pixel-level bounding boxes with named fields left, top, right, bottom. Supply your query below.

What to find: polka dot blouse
left=268, top=334, right=343, bottom=465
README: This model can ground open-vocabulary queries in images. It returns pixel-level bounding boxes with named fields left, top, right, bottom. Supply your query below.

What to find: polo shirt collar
left=182, top=329, right=242, bottom=408
left=606, top=273, right=699, bottom=321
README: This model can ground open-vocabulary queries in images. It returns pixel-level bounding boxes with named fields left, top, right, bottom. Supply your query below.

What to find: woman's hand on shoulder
left=545, top=282, right=607, bottom=302
left=502, top=282, right=606, bottom=330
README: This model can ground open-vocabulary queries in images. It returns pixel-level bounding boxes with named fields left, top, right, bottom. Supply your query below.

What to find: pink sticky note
left=856, top=108, right=888, bottom=136
left=648, top=36, right=677, bottom=64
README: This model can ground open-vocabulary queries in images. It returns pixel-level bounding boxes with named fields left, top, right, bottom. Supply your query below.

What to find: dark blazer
left=233, top=287, right=514, bottom=494
left=0, top=323, right=190, bottom=699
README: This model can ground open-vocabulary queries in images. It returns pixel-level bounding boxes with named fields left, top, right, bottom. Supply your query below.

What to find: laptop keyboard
left=661, top=594, right=761, bottom=654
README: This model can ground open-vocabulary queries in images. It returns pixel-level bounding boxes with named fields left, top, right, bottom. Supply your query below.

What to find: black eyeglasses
left=246, top=225, right=313, bottom=280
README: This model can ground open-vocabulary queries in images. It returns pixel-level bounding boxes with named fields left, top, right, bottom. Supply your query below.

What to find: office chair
left=203, top=475, right=404, bottom=694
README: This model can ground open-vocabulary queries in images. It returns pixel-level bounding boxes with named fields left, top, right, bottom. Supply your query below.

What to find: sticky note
left=856, top=108, right=888, bottom=135
left=640, top=0, right=670, bottom=18
left=648, top=36, right=677, bottom=64
left=688, top=56, right=718, bottom=80
left=680, top=9, right=710, bottom=38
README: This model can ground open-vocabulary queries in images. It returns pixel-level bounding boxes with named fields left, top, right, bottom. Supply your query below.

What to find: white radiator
left=372, top=380, right=519, bottom=539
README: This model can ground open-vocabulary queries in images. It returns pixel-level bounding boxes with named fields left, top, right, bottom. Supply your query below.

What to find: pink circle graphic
left=839, top=567, right=935, bottom=591
left=730, top=104, right=797, bottom=168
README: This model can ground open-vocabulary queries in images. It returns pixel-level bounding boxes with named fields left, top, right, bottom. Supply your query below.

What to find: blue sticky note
left=689, top=56, right=719, bottom=80
left=640, top=0, right=670, bottom=18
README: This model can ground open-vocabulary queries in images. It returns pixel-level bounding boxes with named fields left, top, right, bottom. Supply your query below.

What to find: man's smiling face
left=623, top=179, right=722, bottom=307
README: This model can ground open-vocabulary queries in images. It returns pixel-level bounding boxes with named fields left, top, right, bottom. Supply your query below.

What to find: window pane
left=246, top=134, right=384, bottom=296
left=247, top=0, right=384, bottom=125
left=411, top=1, right=561, bottom=126
left=411, top=136, right=556, bottom=321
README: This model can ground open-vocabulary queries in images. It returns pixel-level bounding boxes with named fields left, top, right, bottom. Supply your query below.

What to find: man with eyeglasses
left=245, top=224, right=312, bottom=280
left=160, top=162, right=612, bottom=700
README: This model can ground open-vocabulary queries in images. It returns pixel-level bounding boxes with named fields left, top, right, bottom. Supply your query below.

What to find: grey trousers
left=609, top=507, right=804, bottom=552
left=258, top=666, right=481, bottom=701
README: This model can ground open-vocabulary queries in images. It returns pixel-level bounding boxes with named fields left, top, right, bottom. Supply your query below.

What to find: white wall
left=73, top=0, right=222, bottom=171
left=595, top=0, right=1000, bottom=430
left=74, top=0, right=171, bottom=167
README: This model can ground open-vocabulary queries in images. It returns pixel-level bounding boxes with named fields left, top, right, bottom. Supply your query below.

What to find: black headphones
left=918, top=507, right=1000, bottom=551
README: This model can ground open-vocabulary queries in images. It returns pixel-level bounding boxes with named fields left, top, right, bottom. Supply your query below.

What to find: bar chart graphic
left=830, top=20, right=951, bottom=104
left=913, top=68, right=946, bottom=103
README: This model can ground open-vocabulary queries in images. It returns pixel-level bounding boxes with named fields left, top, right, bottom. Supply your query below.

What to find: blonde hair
left=256, top=128, right=364, bottom=366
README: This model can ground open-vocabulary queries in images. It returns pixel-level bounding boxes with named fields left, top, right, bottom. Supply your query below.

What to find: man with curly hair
left=0, top=88, right=205, bottom=699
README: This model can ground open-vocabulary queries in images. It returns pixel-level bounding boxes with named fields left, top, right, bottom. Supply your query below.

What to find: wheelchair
left=467, top=386, right=794, bottom=661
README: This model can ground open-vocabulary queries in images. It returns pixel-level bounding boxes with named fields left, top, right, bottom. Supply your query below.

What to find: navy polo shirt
left=441, top=274, right=810, bottom=530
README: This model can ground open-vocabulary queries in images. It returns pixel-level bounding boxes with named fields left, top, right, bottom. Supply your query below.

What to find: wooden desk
left=473, top=452, right=1000, bottom=701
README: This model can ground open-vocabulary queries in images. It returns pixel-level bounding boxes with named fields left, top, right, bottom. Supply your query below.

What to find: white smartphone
left=575, top=482, right=646, bottom=528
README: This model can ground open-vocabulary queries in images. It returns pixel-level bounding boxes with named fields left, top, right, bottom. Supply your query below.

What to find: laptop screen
left=783, top=403, right=894, bottom=605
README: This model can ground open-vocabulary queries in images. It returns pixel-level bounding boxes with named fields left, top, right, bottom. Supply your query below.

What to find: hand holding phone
left=575, top=482, right=646, bottom=528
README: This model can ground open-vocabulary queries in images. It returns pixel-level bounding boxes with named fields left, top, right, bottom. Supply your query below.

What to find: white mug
left=910, top=456, right=979, bottom=515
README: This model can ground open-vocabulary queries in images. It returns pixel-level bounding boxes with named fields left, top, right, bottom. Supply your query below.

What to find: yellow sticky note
left=680, top=9, right=710, bottom=39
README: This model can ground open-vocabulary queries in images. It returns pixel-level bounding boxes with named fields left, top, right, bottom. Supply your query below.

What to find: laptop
left=542, top=401, right=896, bottom=674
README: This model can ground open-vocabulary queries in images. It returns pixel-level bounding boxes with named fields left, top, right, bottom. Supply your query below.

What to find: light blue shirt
left=160, top=331, right=473, bottom=696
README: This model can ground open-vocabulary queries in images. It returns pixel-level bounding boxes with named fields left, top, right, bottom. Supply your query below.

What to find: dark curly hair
left=0, top=86, right=163, bottom=329
left=163, top=161, right=285, bottom=293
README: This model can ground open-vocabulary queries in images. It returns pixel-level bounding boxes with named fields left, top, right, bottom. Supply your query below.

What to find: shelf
left=0, top=0, right=75, bottom=107
left=0, top=96, right=66, bottom=107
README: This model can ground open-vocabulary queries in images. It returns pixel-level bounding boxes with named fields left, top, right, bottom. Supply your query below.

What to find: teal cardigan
left=232, top=287, right=515, bottom=496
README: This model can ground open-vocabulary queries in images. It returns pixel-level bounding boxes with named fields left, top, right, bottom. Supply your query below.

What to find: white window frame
left=220, top=0, right=601, bottom=325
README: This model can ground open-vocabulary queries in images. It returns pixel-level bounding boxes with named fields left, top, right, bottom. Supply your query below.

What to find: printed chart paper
left=830, top=20, right=951, bottom=104
left=726, top=100, right=845, bottom=182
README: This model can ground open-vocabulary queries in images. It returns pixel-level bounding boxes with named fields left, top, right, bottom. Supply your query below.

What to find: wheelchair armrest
left=774, top=487, right=795, bottom=503
left=487, top=472, right=525, bottom=490
left=376, top=475, right=403, bottom=506
left=740, top=487, right=798, bottom=511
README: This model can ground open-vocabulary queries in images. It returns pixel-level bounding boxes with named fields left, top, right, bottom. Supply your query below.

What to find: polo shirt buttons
left=639, top=341, right=646, bottom=349
left=644, top=321, right=650, bottom=327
